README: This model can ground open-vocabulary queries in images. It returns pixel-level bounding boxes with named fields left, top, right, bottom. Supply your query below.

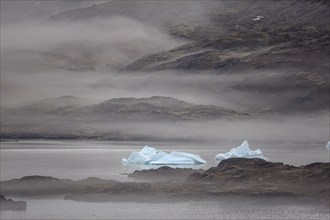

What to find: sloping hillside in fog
left=1, top=0, right=329, bottom=141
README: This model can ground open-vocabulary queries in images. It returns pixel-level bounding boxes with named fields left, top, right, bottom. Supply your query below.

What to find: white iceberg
left=144, top=150, right=168, bottom=165
left=326, top=141, right=330, bottom=150
left=122, top=146, right=206, bottom=165
left=122, top=146, right=157, bottom=164
left=215, top=140, right=267, bottom=161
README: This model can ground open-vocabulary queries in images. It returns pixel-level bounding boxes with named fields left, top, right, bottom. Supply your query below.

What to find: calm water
left=1, top=198, right=329, bottom=220
left=0, top=140, right=329, bottom=181
left=0, top=140, right=329, bottom=219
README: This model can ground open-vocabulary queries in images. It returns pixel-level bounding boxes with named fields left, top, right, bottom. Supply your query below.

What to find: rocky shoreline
left=1, top=159, right=329, bottom=205
left=0, top=194, right=26, bottom=210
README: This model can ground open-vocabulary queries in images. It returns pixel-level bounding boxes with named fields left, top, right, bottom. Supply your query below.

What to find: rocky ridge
left=1, top=96, right=247, bottom=140
left=1, top=159, right=329, bottom=203
left=48, top=0, right=330, bottom=114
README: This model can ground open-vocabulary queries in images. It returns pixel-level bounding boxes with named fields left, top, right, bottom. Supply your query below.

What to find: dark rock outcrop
left=128, top=166, right=203, bottom=181
left=1, top=159, right=329, bottom=202
left=0, top=194, right=26, bottom=210
left=186, top=158, right=330, bottom=196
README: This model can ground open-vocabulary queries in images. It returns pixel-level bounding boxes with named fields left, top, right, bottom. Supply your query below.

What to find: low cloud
left=1, top=17, right=181, bottom=72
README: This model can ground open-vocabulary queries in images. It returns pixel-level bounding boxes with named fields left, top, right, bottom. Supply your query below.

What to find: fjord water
left=1, top=140, right=329, bottom=181
left=1, top=198, right=329, bottom=220
left=0, top=140, right=329, bottom=219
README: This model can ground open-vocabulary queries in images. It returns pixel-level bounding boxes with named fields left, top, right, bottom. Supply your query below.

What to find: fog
left=1, top=3, right=328, bottom=145
left=0, top=0, right=107, bottom=24
left=2, top=112, right=328, bottom=144
left=1, top=67, right=315, bottom=114
left=1, top=16, right=323, bottom=112
left=84, top=117, right=329, bottom=143
left=1, top=17, right=181, bottom=72
left=1, top=16, right=182, bottom=106
left=1, top=3, right=329, bottom=220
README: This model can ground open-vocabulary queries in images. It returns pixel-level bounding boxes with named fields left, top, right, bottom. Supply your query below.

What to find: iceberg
left=215, top=140, right=267, bottom=161
left=326, top=141, right=330, bottom=150
left=122, top=146, right=207, bottom=165
left=169, top=151, right=207, bottom=164
left=144, top=150, right=168, bottom=165
left=149, top=154, right=195, bottom=165
left=122, top=146, right=157, bottom=164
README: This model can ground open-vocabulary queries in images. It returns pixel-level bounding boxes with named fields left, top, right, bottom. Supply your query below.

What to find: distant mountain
left=88, top=96, right=247, bottom=121
left=27, top=95, right=93, bottom=107
left=48, top=0, right=329, bottom=114
left=2, top=0, right=328, bottom=116
left=3, top=96, right=246, bottom=120
left=1, top=96, right=248, bottom=140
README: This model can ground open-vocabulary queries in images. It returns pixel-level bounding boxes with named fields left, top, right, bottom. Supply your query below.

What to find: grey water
left=1, top=140, right=329, bottom=181
left=1, top=198, right=329, bottom=220
left=0, top=140, right=329, bottom=219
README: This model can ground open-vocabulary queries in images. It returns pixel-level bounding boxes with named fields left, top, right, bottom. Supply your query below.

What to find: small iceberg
left=215, top=140, right=267, bottom=161
left=326, top=141, right=330, bottom=150
left=122, top=146, right=206, bottom=165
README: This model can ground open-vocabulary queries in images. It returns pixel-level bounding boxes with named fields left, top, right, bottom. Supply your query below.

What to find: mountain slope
left=124, top=0, right=329, bottom=72
left=1, top=96, right=248, bottom=140
left=3, top=96, right=246, bottom=120
left=48, top=0, right=330, bottom=114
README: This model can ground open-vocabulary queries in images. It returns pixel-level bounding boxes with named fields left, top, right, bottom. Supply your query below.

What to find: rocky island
left=0, top=194, right=26, bottom=211
left=1, top=158, right=329, bottom=204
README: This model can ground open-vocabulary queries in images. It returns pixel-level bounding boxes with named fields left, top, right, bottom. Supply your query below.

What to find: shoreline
left=1, top=158, right=329, bottom=206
